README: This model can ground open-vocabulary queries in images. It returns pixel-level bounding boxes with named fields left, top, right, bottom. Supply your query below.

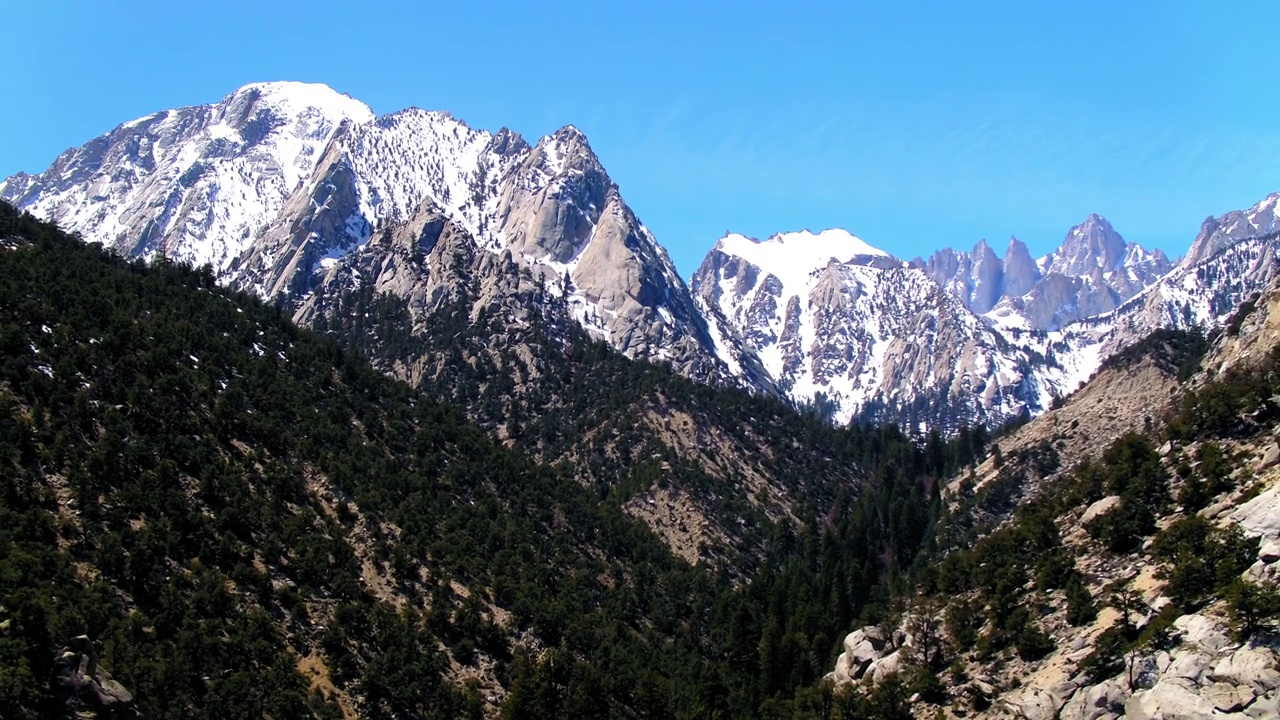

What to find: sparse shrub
left=1226, top=578, right=1280, bottom=640
left=1065, top=575, right=1098, bottom=626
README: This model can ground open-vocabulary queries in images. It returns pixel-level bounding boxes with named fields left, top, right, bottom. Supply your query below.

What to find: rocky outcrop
left=828, top=626, right=907, bottom=685
left=923, top=239, right=1005, bottom=313
left=1185, top=192, right=1280, bottom=268
left=1042, top=214, right=1129, bottom=278
left=8, top=80, right=1280, bottom=439
left=1002, top=237, right=1040, bottom=299
left=49, top=635, right=137, bottom=717
left=921, top=215, right=1171, bottom=331
left=992, top=214, right=1172, bottom=331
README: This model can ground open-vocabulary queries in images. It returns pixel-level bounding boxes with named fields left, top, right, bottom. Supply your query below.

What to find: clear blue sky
left=4, top=1, right=1277, bottom=277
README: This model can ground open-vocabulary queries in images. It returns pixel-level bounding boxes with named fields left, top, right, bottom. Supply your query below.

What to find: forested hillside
left=311, top=247, right=1004, bottom=574
left=819, top=298, right=1280, bottom=717
left=0, top=202, right=992, bottom=719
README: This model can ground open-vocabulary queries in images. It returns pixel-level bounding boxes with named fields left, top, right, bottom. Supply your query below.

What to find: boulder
left=1003, top=688, right=1061, bottom=720
left=1232, top=483, right=1280, bottom=539
left=834, top=626, right=887, bottom=681
left=1204, top=681, right=1255, bottom=713
left=867, top=650, right=903, bottom=683
left=1257, top=444, right=1280, bottom=473
left=1081, top=496, right=1123, bottom=526
left=1210, top=648, right=1280, bottom=693
left=1124, top=679, right=1217, bottom=719
left=1173, top=613, right=1232, bottom=652
left=1259, top=540, right=1280, bottom=564
left=1165, top=649, right=1215, bottom=684
left=1059, top=678, right=1128, bottom=720
left=49, top=635, right=136, bottom=715
left=1204, top=498, right=1236, bottom=520
left=840, top=626, right=887, bottom=655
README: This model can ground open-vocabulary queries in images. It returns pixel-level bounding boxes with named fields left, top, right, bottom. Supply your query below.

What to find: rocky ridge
left=691, top=229, right=1055, bottom=431
left=697, top=201, right=1276, bottom=431
left=5, top=81, right=1280, bottom=434
left=1, top=81, right=738, bottom=386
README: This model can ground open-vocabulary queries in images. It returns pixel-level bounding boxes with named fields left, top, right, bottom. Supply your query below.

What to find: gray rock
left=1059, top=678, right=1128, bottom=720
left=1081, top=496, right=1123, bottom=526
left=1257, top=444, right=1280, bottom=473
left=1204, top=498, right=1236, bottom=520
left=1051, top=679, right=1080, bottom=699
left=832, top=626, right=888, bottom=682
left=1244, top=690, right=1279, bottom=718
left=1173, top=614, right=1233, bottom=653
left=1165, top=650, right=1215, bottom=684
left=49, top=635, right=136, bottom=714
left=1210, top=648, right=1280, bottom=693
left=1124, top=679, right=1217, bottom=719
left=1003, top=688, right=1061, bottom=720
left=1204, top=680, right=1255, bottom=713
left=1232, top=483, right=1280, bottom=539
left=866, top=650, right=903, bottom=683
left=1259, top=540, right=1280, bottom=564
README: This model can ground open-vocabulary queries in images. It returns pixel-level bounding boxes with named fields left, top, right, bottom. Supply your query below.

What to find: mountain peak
left=552, top=124, right=587, bottom=141
left=1001, top=235, right=1040, bottom=298
left=1185, top=191, right=1280, bottom=266
left=1044, top=213, right=1126, bottom=276
left=709, top=229, right=890, bottom=298
left=222, top=81, right=375, bottom=125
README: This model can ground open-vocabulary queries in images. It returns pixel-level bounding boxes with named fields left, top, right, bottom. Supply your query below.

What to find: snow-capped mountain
left=691, top=230, right=1066, bottom=430
left=4, top=81, right=1278, bottom=434
left=0, top=82, right=374, bottom=270
left=1082, top=194, right=1280, bottom=355
left=1, top=81, right=739, bottom=384
left=694, top=197, right=1280, bottom=430
left=922, top=214, right=1172, bottom=332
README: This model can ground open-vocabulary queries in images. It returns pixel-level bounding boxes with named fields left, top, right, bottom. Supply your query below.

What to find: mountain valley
left=4, top=80, right=1280, bottom=720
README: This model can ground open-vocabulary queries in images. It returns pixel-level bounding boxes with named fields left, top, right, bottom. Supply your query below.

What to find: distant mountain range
left=5, top=81, right=1279, bottom=432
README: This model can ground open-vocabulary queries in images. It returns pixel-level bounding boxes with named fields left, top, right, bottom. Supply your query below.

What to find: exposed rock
left=1059, top=678, right=1128, bottom=720
left=866, top=649, right=903, bottom=683
left=1260, top=540, right=1280, bottom=564
left=1124, top=678, right=1218, bottom=719
left=1232, top=483, right=1280, bottom=540
left=694, top=231, right=1050, bottom=430
left=49, top=635, right=137, bottom=717
left=1002, top=687, right=1061, bottom=720
left=1184, top=192, right=1280, bottom=268
left=1080, top=496, right=1123, bottom=526
left=1204, top=681, right=1255, bottom=713
left=829, top=626, right=888, bottom=683
left=1245, top=691, right=1280, bottom=718
left=1257, top=444, right=1280, bottom=473
left=1164, top=650, right=1215, bottom=684
left=1002, top=237, right=1040, bottom=299
left=1173, top=613, right=1233, bottom=653
left=1209, top=648, right=1280, bottom=693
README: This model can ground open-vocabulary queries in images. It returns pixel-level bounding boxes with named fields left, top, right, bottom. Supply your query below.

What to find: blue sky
left=3, top=1, right=1277, bottom=277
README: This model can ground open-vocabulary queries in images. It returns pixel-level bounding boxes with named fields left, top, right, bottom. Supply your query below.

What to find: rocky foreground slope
left=821, top=269, right=1280, bottom=718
